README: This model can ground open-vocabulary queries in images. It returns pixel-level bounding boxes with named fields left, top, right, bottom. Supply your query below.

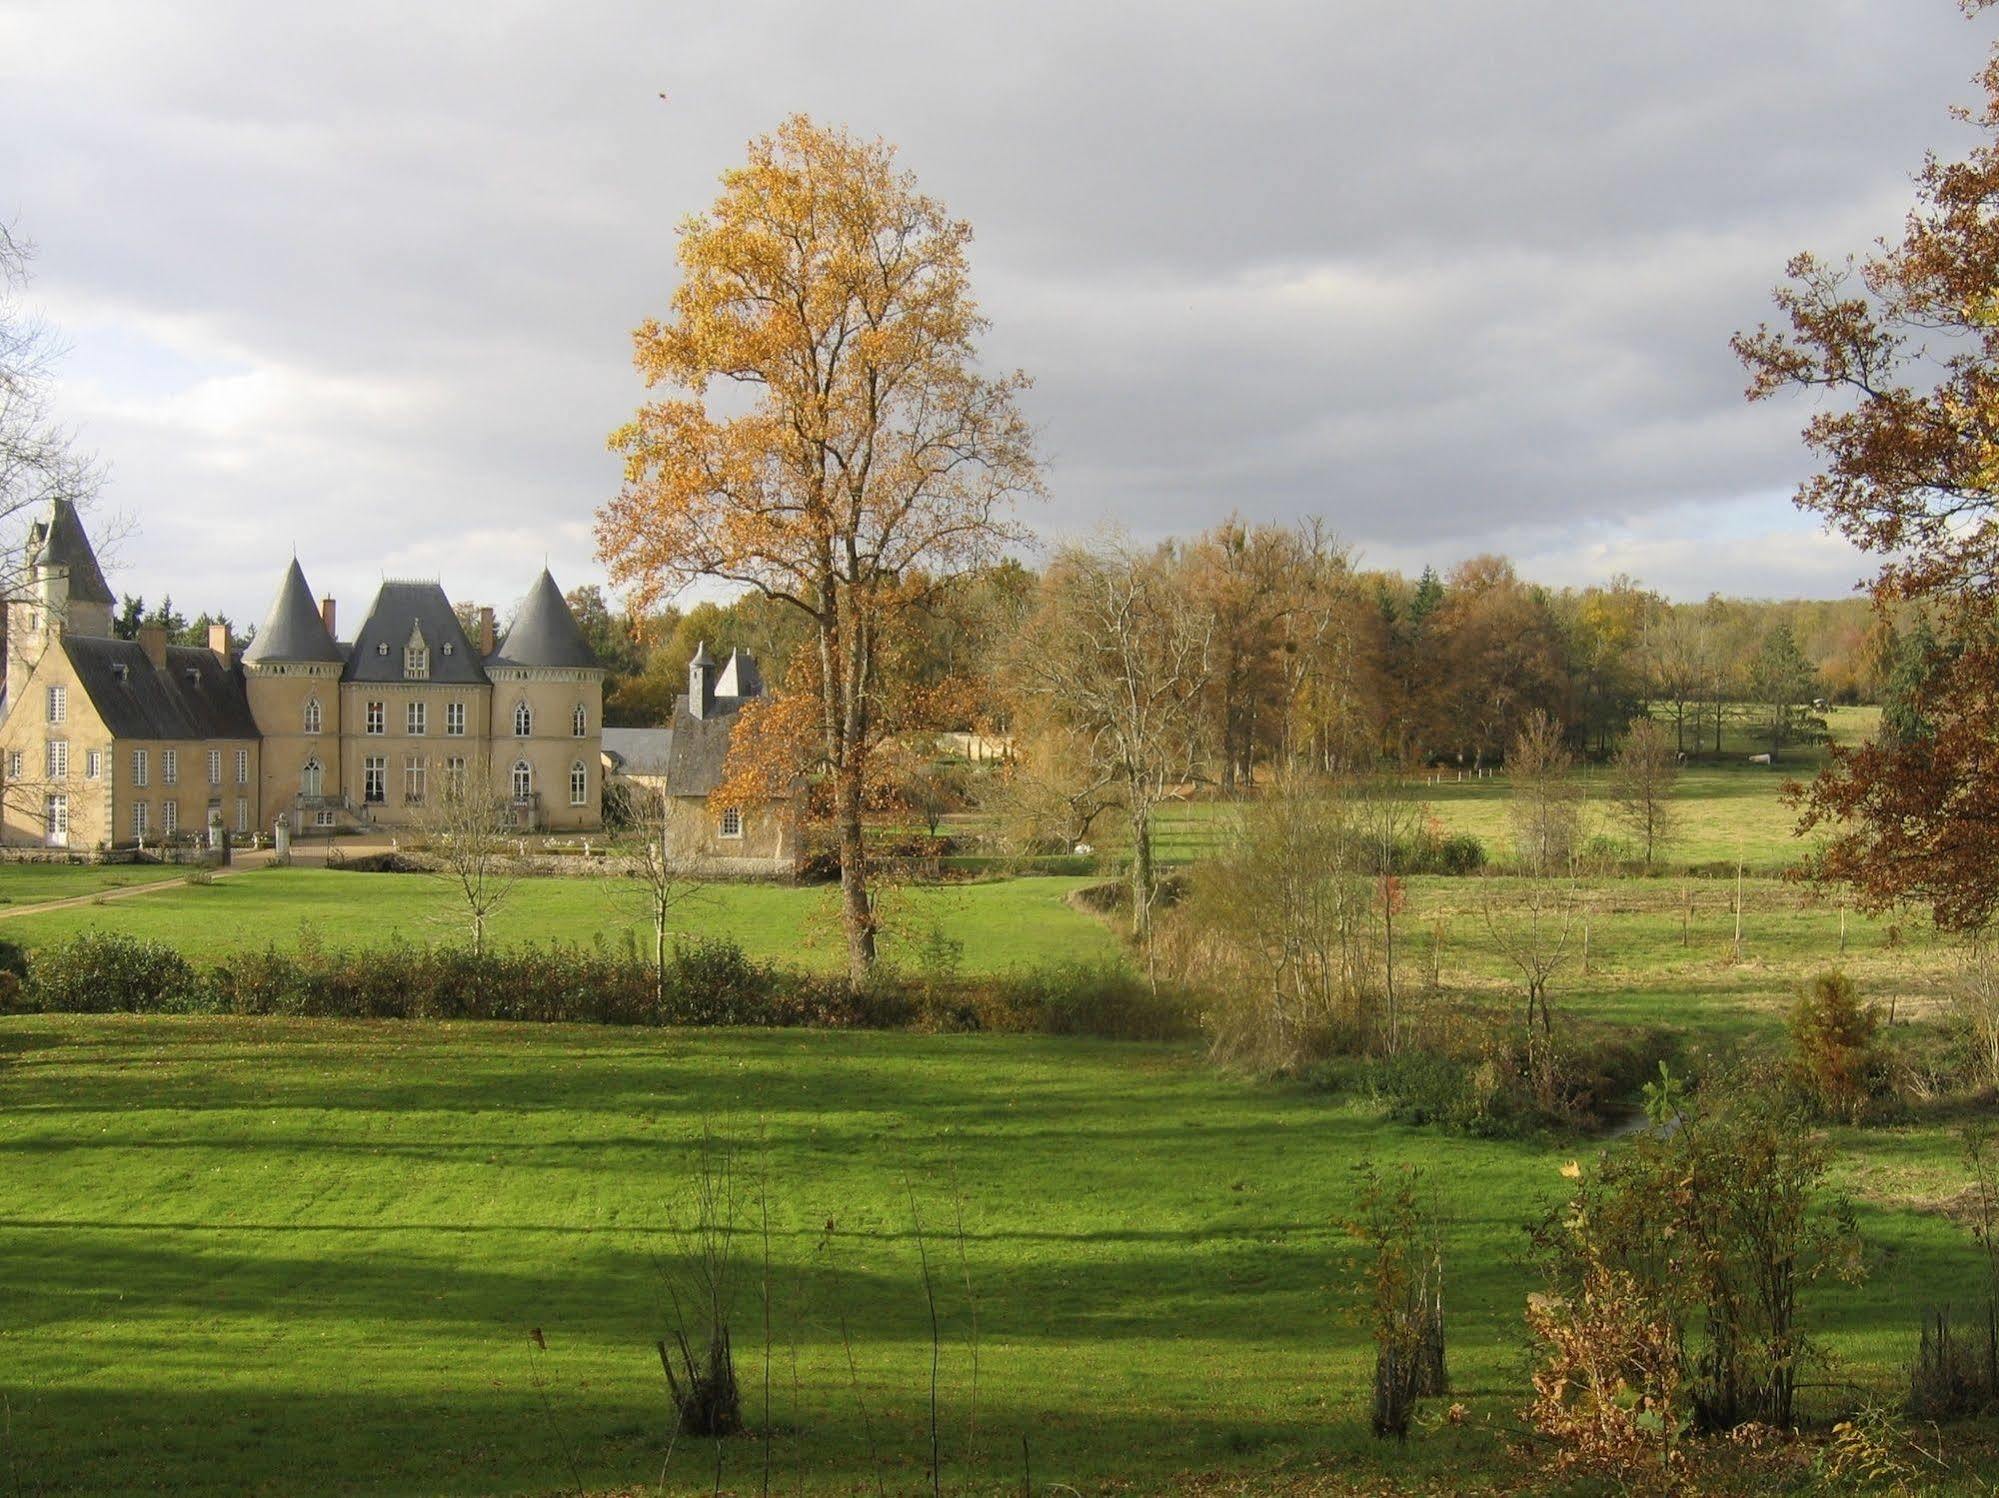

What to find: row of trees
left=583, top=525, right=1877, bottom=762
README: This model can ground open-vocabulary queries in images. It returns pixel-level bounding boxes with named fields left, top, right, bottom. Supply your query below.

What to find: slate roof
left=341, top=581, right=487, bottom=684
left=492, top=569, right=599, bottom=670
left=32, top=499, right=115, bottom=607
left=664, top=698, right=748, bottom=796
left=601, top=727, right=674, bottom=775
left=716, top=648, right=763, bottom=698
left=241, top=559, right=344, bottom=665
left=63, top=637, right=260, bottom=740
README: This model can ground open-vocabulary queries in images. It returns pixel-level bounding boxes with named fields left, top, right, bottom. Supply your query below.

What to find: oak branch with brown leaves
left=1734, top=17, right=1999, bottom=930
left=597, top=116, right=1039, bottom=983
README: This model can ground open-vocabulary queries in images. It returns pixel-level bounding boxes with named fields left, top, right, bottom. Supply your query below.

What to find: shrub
left=24, top=932, right=199, bottom=1014
left=23, top=931, right=1183, bottom=1043
left=1534, top=1067, right=1864, bottom=1437
left=1345, top=1161, right=1447, bottom=1441
left=1789, top=970, right=1885, bottom=1123
left=1946, top=945, right=1999, bottom=1096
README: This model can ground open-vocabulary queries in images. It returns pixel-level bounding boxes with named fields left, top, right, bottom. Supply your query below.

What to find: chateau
left=0, top=500, right=605, bottom=848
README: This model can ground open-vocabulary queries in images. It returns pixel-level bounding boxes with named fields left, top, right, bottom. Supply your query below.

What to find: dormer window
left=376, top=642, right=390, bottom=657
left=405, top=644, right=429, bottom=679
left=442, top=641, right=454, bottom=656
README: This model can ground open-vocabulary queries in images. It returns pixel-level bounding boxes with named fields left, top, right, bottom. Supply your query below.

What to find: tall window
left=304, top=698, right=322, bottom=734
left=510, top=760, right=533, bottom=801
left=6, top=750, right=20, bottom=779
left=406, top=701, right=427, bottom=736
left=84, top=749, right=100, bottom=781
left=363, top=756, right=386, bottom=804
left=163, top=749, right=178, bottom=786
left=719, top=806, right=743, bottom=839
left=235, top=749, right=249, bottom=785
left=513, top=702, right=532, bottom=737
left=404, top=756, right=426, bottom=804
left=569, top=761, right=587, bottom=806
left=365, top=701, right=385, bottom=735
left=45, top=684, right=65, bottom=724
left=44, top=794, right=67, bottom=845
left=132, top=748, right=149, bottom=788
left=235, top=797, right=249, bottom=833
left=131, top=801, right=149, bottom=840
left=162, top=799, right=178, bottom=836
left=444, top=756, right=467, bottom=794
left=207, top=749, right=222, bottom=785
left=572, top=703, right=587, bottom=737
left=445, top=701, right=465, bottom=736
left=404, top=644, right=430, bottom=679
left=301, top=759, right=323, bottom=798
left=45, top=740, right=67, bottom=780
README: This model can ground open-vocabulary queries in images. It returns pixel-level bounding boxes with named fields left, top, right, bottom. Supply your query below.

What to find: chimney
left=320, top=597, right=337, bottom=638
left=208, top=622, right=231, bottom=666
left=137, top=623, right=168, bottom=670
left=687, top=641, right=716, bottom=720
left=478, top=606, right=495, bottom=656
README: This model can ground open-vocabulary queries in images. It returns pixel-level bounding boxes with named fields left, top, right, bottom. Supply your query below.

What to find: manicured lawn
left=0, top=861, right=189, bottom=907
left=0, top=1017, right=1988, bottom=1495
left=0, top=868, right=1121, bottom=975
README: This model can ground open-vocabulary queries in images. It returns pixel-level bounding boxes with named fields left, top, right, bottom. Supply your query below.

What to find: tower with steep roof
left=5, top=498, right=116, bottom=710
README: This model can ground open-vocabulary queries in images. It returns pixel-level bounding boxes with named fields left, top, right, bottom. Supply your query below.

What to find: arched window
left=511, top=760, right=533, bottom=802
left=303, top=698, right=322, bottom=734
left=513, top=701, right=532, bottom=737
left=569, top=761, right=587, bottom=806
left=301, top=758, right=323, bottom=799
left=571, top=703, right=587, bottom=737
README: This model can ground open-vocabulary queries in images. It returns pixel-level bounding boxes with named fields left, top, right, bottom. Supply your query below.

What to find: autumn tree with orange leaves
left=1735, top=5, right=1999, bottom=931
left=598, top=117, right=1039, bottom=983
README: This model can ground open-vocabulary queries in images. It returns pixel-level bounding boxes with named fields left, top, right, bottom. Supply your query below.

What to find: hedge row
left=4, top=931, right=1191, bottom=1042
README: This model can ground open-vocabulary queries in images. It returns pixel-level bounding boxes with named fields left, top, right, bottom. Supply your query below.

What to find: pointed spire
left=492, top=569, right=598, bottom=668
left=35, top=498, right=115, bottom=607
left=242, top=558, right=344, bottom=664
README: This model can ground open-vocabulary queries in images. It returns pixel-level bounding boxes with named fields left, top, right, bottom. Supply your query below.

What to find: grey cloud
left=0, top=0, right=1984, bottom=616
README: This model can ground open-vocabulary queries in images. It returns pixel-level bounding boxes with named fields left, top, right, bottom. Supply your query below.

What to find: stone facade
left=0, top=502, right=605, bottom=847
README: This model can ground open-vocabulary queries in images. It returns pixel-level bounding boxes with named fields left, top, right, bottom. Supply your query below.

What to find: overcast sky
left=0, top=1, right=1986, bottom=630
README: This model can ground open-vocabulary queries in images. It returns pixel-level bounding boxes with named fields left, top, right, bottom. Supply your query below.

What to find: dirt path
left=0, top=865, right=254, bottom=922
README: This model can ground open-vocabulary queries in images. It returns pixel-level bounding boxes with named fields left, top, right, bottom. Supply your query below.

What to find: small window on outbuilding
left=719, top=806, right=743, bottom=839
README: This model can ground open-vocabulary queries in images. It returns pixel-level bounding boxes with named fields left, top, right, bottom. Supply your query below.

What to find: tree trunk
left=834, top=754, right=876, bottom=986
left=1129, top=800, right=1154, bottom=945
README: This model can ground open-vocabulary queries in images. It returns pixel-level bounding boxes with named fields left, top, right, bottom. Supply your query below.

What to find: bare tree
left=415, top=754, right=518, bottom=957
left=2, top=225, right=101, bottom=603
left=622, top=780, right=705, bottom=1004
left=1506, top=710, right=1584, bottom=875
left=1608, top=716, right=1680, bottom=867
left=1353, top=774, right=1426, bottom=1052
left=975, top=723, right=1118, bottom=858
left=1015, top=537, right=1212, bottom=946
left=1481, top=864, right=1582, bottom=1108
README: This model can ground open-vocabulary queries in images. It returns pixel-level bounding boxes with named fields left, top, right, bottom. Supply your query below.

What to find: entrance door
left=44, top=794, right=68, bottom=848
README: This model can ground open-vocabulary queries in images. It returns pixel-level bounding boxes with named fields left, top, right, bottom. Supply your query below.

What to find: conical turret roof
left=241, top=559, right=343, bottom=664
left=493, top=569, right=599, bottom=669
left=34, top=498, right=115, bottom=607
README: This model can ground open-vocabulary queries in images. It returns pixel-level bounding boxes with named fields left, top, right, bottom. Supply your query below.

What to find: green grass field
left=0, top=1018, right=1987, bottom=1496
left=0, top=861, right=188, bottom=907
left=5, top=721, right=1995, bottom=1493
left=1136, top=705, right=1882, bottom=874
left=0, top=869, right=1119, bottom=975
